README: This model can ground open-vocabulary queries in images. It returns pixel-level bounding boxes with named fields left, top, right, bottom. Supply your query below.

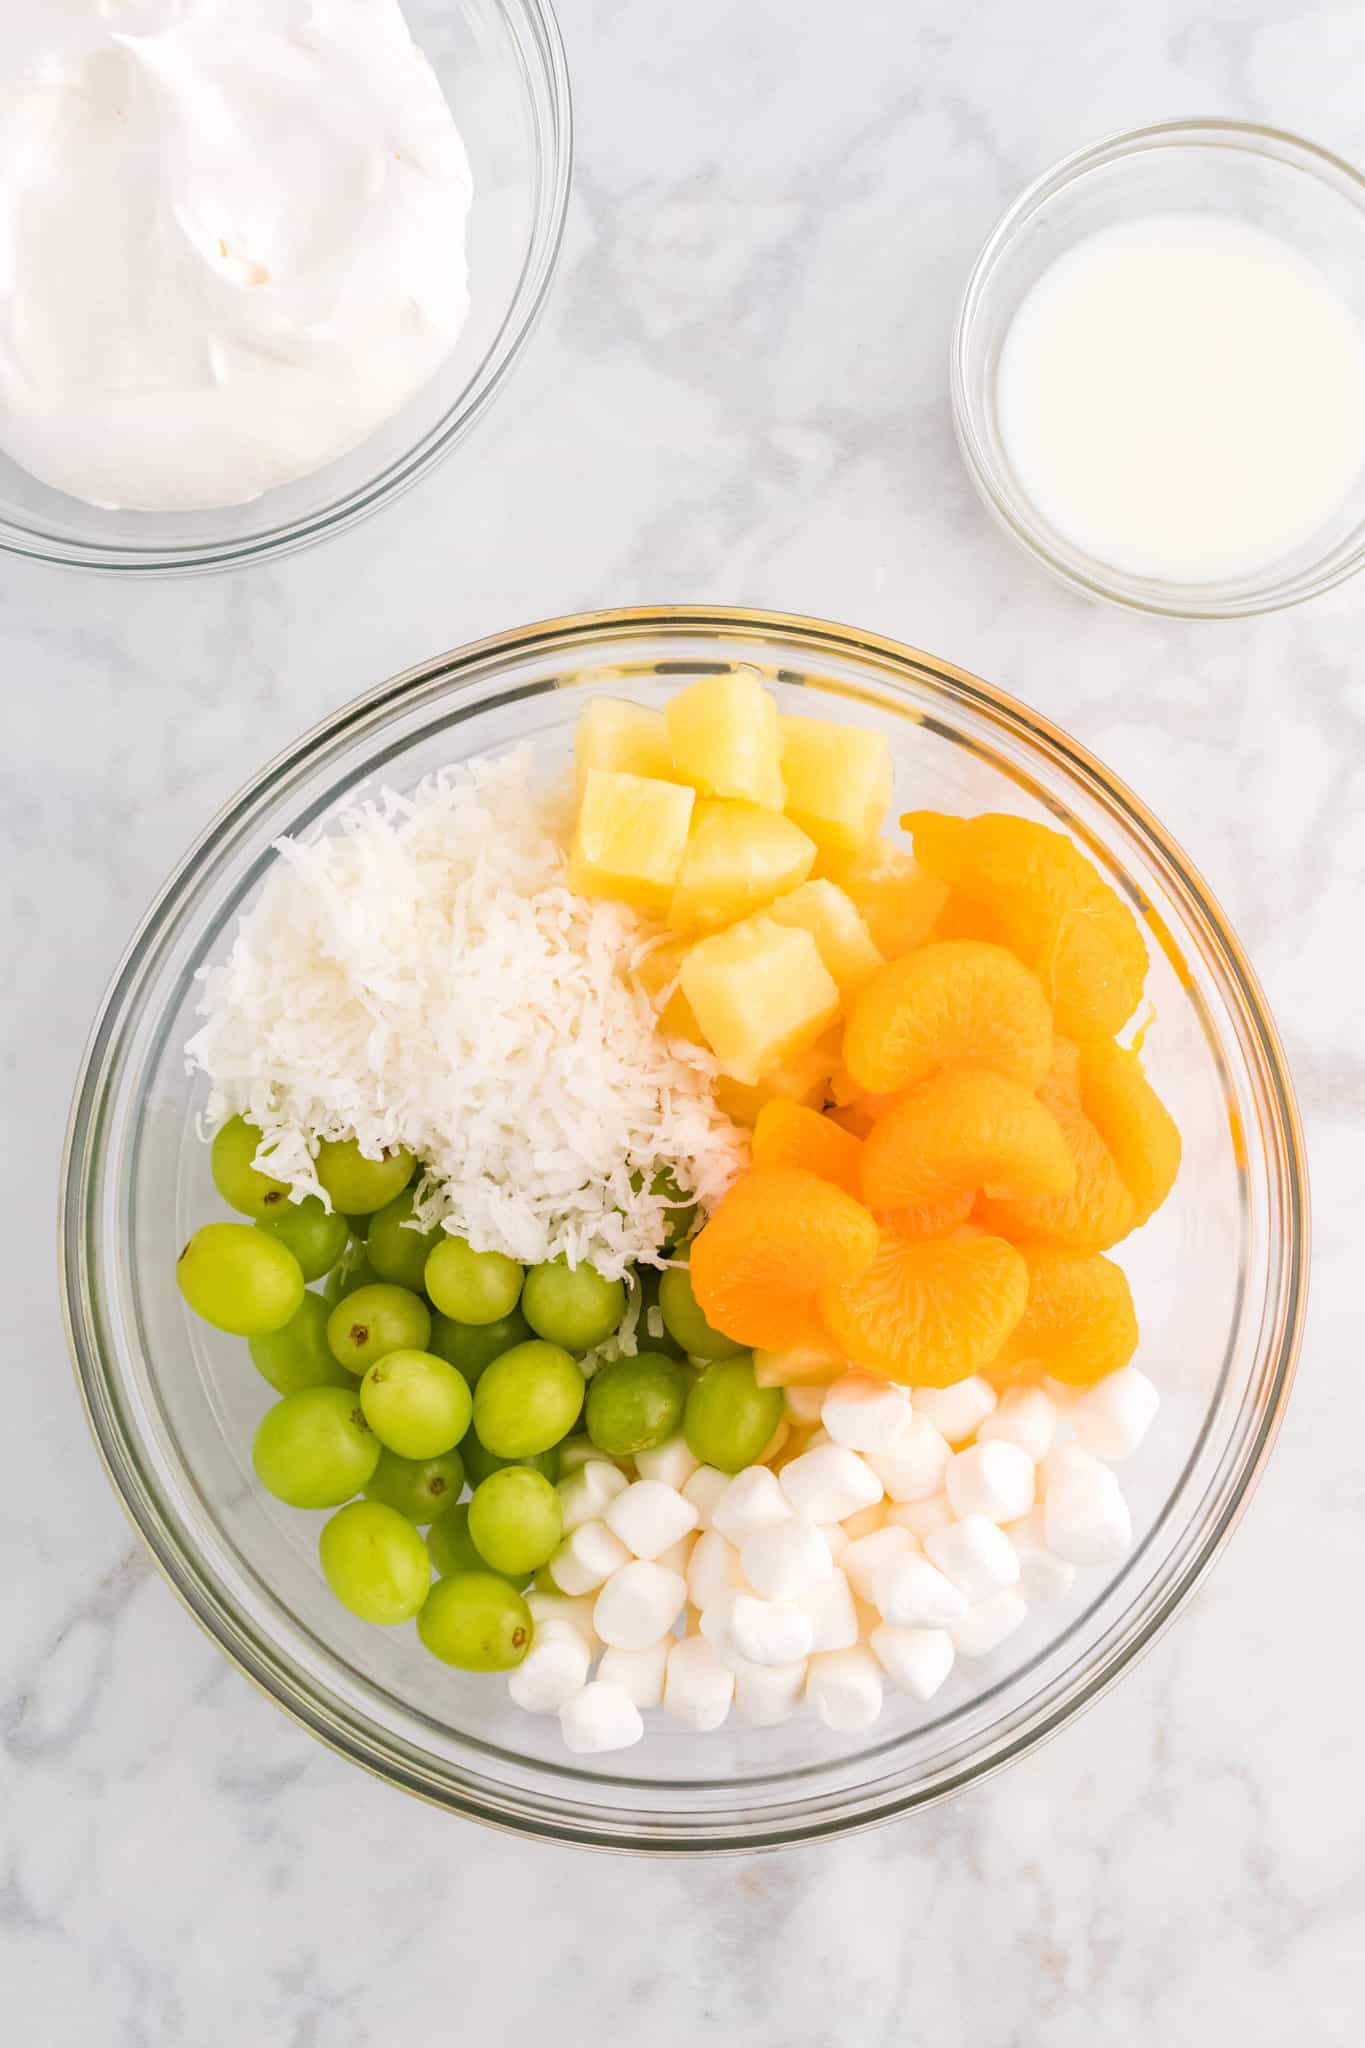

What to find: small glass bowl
left=952, top=120, right=1365, bottom=618
left=0, top=0, right=571, bottom=575
left=61, top=609, right=1308, bottom=1852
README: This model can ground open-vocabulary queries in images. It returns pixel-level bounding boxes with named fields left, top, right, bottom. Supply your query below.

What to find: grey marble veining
left=4, top=0, right=1363, bottom=2039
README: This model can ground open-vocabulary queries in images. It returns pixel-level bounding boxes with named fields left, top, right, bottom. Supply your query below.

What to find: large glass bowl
left=0, top=0, right=571, bottom=575
left=60, top=608, right=1308, bottom=1851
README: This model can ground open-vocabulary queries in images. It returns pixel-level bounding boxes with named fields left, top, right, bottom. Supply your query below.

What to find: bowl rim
left=951, top=116, right=1365, bottom=620
left=59, top=605, right=1311, bottom=1850
left=0, top=0, right=573, bottom=577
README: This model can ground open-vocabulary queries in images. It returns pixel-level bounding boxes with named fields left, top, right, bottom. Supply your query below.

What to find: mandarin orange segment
left=904, top=811, right=1148, bottom=1039
left=1076, top=1038, right=1181, bottom=1227
left=930, top=890, right=1009, bottom=946
left=818, top=1227, right=1028, bottom=1387
left=861, top=1065, right=1075, bottom=1217
left=843, top=940, right=1054, bottom=1097
left=881, top=1191, right=977, bottom=1239
left=751, top=1100, right=865, bottom=1199
left=690, top=1167, right=879, bottom=1349
left=991, top=1247, right=1138, bottom=1386
left=976, top=1037, right=1136, bottom=1250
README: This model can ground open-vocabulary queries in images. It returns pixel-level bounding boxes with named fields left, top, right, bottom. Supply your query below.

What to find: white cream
left=0, top=0, right=473, bottom=511
left=996, top=214, right=1365, bottom=584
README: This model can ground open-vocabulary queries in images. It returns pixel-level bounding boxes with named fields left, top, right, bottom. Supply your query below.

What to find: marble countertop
left=5, top=0, right=1363, bottom=2039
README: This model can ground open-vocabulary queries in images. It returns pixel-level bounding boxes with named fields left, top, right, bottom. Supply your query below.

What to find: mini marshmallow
left=780, top=1444, right=882, bottom=1524
left=730, top=1592, right=814, bottom=1668
left=946, top=1441, right=1036, bottom=1525
left=887, top=1492, right=952, bottom=1541
left=558, top=1680, right=644, bottom=1754
left=687, top=1528, right=747, bottom=1609
left=820, top=1521, right=850, bottom=1561
left=806, top=1646, right=883, bottom=1732
left=598, top=1639, right=670, bottom=1710
left=681, top=1464, right=730, bottom=1530
left=527, top=1589, right=601, bottom=1652
left=841, top=1525, right=917, bottom=1604
left=741, top=1517, right=834, bottom=1602
left=1005, top=1508, right=1077, bottom=1605
left=1070, top=1367, right=1160, bottom=1463
left=874, top=1549, right=970, bottom=1628
left=594, top=1560, right=687, bottom=1650
left=549, top=1519, right=631, bottom=1596
left=732, top=1656, right=808, bottom=1727
left=508, top=1628, right=592, bottom=1713
left=869, top=1414, right=953, bottom=1503
left=783, top=1384, right=828, bottom=1426
left=870, top=1624, right=955, bottom=1702
left=821, top=1373, right=914, bottom=1455
left=604, top=1479, right=699, bottom=1560
left=911, top=1376, right=998, bottom=1444
left=664, top=1635, right=735, bottom=1731
left=1043, top=1446, right=1133, bottom=1567
left=798, top=1567, right=859, bottom=1652
left=634, top=1434, right=701, bottom=1489
left=951, top=1589, right=1028, bottom=1658
left=713, top=1465, right=794, bottom=1542
left=978, top=1384, right=1057, bottom=1463
left=841, top=1501, right=888, bottom=1542
left=925, top=1515, right=1021, bottom=1601
left=557, top=1458, right=630, bottom=1533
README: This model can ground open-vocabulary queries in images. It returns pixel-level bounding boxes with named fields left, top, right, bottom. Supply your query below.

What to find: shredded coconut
left=185, top=752, right=748, bottom=1278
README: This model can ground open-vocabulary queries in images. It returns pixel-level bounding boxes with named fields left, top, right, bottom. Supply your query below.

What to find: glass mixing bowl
left=953, top=120, right=1365, bottom=618
left=60, top=608, right=1308, bottom=1851
left=0, top=0, right=571, bottom=575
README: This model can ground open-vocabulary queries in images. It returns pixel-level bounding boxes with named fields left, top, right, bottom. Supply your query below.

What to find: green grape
left=324, top=1242, right=379, bottom=1303
left=636, top=1266, right=686, bottom=1360
left=256, top=1197, right=349, bottom=1283
left=684, top=1355, right=782, bottom=1473
left=177, top=1222, right=304, bottom=1337
left=424, top=1236, right=524, bottom=1326
left=364, top=1445, right=465, bottom=1523
left=359, top=1348, right=472, bottom=1460
left=658, top=1265, right=745, bottom=1361
left=429, top=1308, right=532, bottom=1388
left=319, top=1500, right=430, bottom=1624
left=521, top=1258, right=626, bottom=1351
left=248, top=1292, right=352, bottom=1395
left=426, top=1503, right=484, bottom=1578
left=210, top=1115, right=291, bottom=1218
left=417, top=1572, right=532, bottom=1672
left=585, top=1353, right=689, bottom=1458
left=473, top=1341, right=583, bottom=1459
left=460, top=1434, right=560, bottom=1488
left=314, top=1137, right=414, bottom=1216
left=326, top=1283, right=431, bottom=1375
left=367, top=1189, right=443, bottom=1292
left=252, top=1385, right=380, bottom=1507
left=344, top=1212, right=372, bottom=1241
left=468, top=1467, right=563, bottom=1576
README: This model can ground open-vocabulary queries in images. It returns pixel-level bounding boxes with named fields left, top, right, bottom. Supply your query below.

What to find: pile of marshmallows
left=514, top=1365, right=1159, bottom=1755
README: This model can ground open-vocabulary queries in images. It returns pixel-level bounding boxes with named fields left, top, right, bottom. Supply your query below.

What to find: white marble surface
left=4, top=0, right=1363, bottom=2038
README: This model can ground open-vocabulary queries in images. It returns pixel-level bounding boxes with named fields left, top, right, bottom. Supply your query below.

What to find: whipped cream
left=0, top=0, right=473, bottom=511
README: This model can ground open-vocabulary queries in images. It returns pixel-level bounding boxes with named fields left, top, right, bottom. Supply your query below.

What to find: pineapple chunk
left=816, top=836, right=947, bottom=958
left=768, top=879, right=884, bottom=996
left=668, top=799, right=816, bottom=932
left=680, top=915, right=838, bottom=1086
left=665, top=672, right=784, bottom=811
left=781, top=714, right=892, bottom=858
left=712, top=1043, right=837, bottom=1127
left=574, top=699, right=674, bottom=794
left=569, top=770, right=694, bottom=914
left=632, top=939, right=705, bottom=1043
left=753, top=1329, right=846, bottom=1388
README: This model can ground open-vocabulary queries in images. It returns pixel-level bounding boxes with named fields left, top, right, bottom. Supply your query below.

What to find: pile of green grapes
left=174, top=1119, right=781, bottom=1676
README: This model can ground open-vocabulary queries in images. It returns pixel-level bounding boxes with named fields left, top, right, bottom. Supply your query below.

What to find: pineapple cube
left=632, top=939, right=705, bottom=1043
left=574, top=699, right=674, bottom=794
left=768, top=879, right=884, bottom=996
left=816, top=837, right=947, bottom=959
left=753, top=1329, right=846, bottom=1388
left=680, top=914, right=839, bottom=1087
left=712, top=1043, right=837, bottom=1127
left=780, top=715, right=892, bottom=858
left=665, top=672, right=784, bottom=811
left=568, top=770, right=694, bottom=914
left=668, top=799, right=816, bottom=932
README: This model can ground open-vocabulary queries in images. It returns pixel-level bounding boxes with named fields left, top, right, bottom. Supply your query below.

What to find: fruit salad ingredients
left=425, top=1237, right=524, bottom=1326
left=326, top=1283, right=432, bottom=1376
left=690, top=1168, right=879, bottom=1349
left=366, top=1192, right=444, bottom=1292
left=468, top=1468, right=564, bottom=1576
left=211, top=1115, right=292, bottom=1216
left=473, top=1342, right=585, bottom=1459
left=319, top=1502, right=431, bottom=1625
left=750, top=1100, right=865, bottom=1197
left=568, top=770, right=696, bottom=913
left=665, top=671, right=785, bottom=810
left=780, top=716, right=893, bottom=858
left=257, top=1197, right=351, bottom=1283
left=359, top=1348, right=473, bottom=1460
left=859, top=1065, right=1075, bottom=1215
left=684, top=1357, right=785, bottom=1473
left=843, top=940, right=1054, bottom=1096
left=680, top=915, right=840, bottom=1087
left=364, top=1447, right=466, bottom=1524
left=991, top=1249, right=1139, bottom=1387
left=585, top=1356, right=690, bottom=1457
left=818, top=1229, right=1029, bottom=1388
left=177, top=1223, right=305, bottom=1337
left=418, top=1573, right=533, bottom=1672
left=656, top=1267, right=746, bottom=1361
left=248, top=1295, right=352, bottom=1396
left=252, top=1387, right=381, bottom=1509
left=521, top=1260, right=626, bottom=1351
